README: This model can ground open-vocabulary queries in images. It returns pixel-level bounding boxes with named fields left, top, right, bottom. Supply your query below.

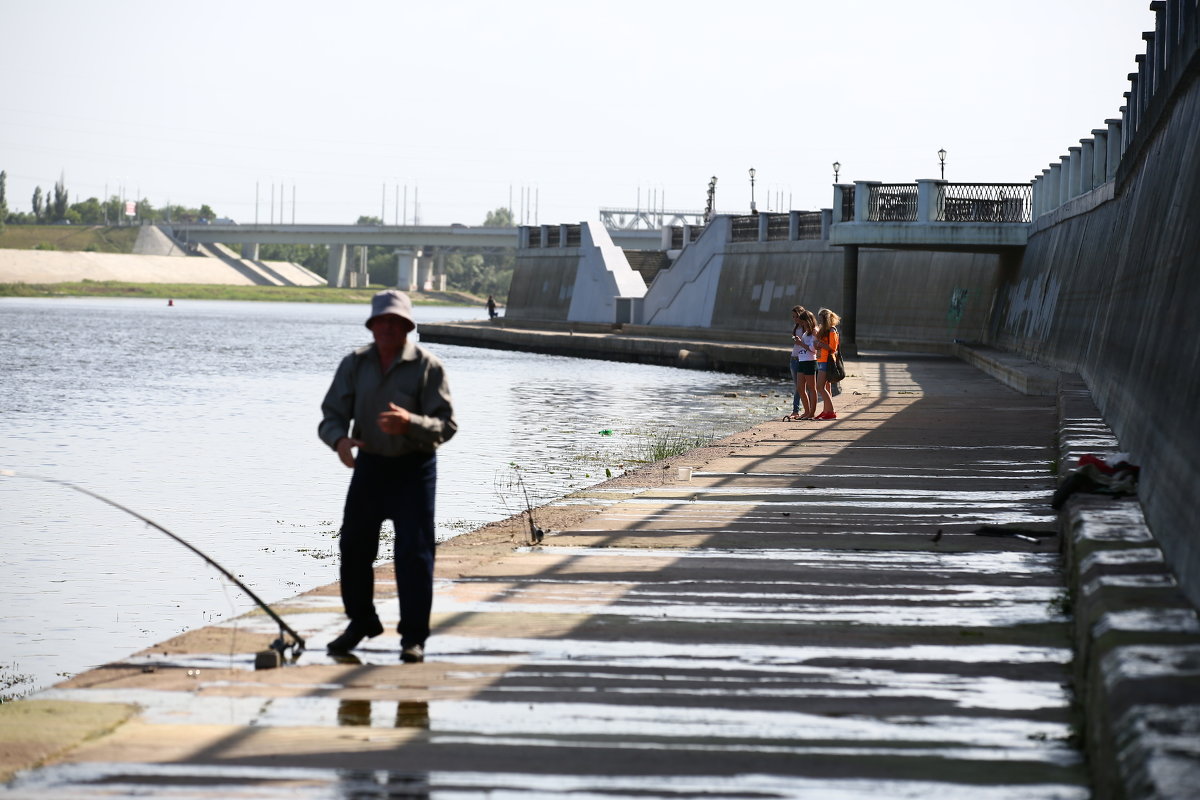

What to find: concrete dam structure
left=498, top=4, right=1200, bottom=615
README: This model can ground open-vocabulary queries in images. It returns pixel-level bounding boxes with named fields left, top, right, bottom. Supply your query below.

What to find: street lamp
left=833, top=161, right=841, bottom=183
left=705, top=175, right=718, bottom=222
left=938, top=148, right=947, bottom=180
left=749, top=167, right=757, bottom=214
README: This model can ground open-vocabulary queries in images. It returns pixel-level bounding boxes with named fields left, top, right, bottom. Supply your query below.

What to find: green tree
left=32, top=187, right=43, bottom=220
left=484, top=206, right=514, bottom=227
left=199, top=204, right=215, bottom=221
left=51, top=173, right=69, bottom=221
left=70, top=196, right=105, bottom=225
left=0, top=170, right=9, bottom=225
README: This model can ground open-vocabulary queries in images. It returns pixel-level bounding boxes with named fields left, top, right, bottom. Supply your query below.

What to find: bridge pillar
left=419, top=252, right=436, bottom=291
left=354, top=246, right=369, bottom=288
left=842, top=245, right=859, bottom=356
left=435, top=251, right=447, bottom=292
left=241, top=243, right=260, bottom=260
left=395, top=248, right=419, bottom=291
left=327, top=244, right=348, bottom=288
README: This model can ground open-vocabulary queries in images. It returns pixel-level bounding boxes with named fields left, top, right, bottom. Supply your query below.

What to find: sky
left=1, top=0, right=1154, bottom=226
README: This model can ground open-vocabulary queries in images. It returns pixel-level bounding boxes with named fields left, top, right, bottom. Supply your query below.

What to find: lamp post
left=705, top=175, right=718, bottom=222
left=749, top=167, right=757, bottom=214
left=938, top=148, right=947, bottom=180
left=833, top=161, right=841, bottom=183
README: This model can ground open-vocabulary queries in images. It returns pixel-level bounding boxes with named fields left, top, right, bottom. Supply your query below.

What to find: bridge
left=167, top=222, right=664, bottom=289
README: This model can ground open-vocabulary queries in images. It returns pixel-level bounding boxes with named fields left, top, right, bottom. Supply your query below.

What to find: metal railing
left=841, top=187, right=856, bottom=222
left=797, top=211, right=822, bottom=240
left=766, top=214, right=790, bottom=241
left=731, top=215, right=759, bottom=242
left=940, top=184, right=1031, bottom=223
left=565, top=225, right=581, bottom=247
left=526, top=227, right=540, bottom=247
left=868, top=184, right=918, bottom=221
left=545, top=226, right=560, bottom=247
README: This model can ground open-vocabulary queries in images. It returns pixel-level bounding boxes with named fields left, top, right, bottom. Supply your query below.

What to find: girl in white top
left=786, top=306, right=819, bottom=421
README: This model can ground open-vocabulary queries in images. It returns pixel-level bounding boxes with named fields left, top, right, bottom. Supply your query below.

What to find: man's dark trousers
left=339, top=451, right=436, bottom=648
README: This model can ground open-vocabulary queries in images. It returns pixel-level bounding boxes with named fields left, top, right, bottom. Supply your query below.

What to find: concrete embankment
left=0, top=242, right=323, bottom=287
left=5, top=351, right=1195, bottom=797
left=420, top=318, right=787, bottom=374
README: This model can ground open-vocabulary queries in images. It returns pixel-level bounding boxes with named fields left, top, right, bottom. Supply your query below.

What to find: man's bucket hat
left=366, top=289, right=416, bottom=330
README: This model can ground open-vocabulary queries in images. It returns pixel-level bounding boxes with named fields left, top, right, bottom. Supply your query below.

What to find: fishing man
left=318, top=289, right=457, bottom=663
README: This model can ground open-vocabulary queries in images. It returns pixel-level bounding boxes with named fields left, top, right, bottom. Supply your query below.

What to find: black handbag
left=826, top=350, right=846, bottom=382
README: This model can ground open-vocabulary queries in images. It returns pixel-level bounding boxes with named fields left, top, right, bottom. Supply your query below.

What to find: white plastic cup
left=676, top=466, right=692, bottom=482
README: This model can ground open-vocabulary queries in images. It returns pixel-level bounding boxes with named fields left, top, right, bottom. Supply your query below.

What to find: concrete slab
left=2, top=354, right=1094, bottom=798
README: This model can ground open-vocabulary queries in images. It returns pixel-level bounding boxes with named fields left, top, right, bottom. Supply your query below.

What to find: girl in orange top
left=814, top=307, right=842, bottom=420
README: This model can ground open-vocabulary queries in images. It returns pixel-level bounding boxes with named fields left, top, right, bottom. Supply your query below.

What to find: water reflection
left=0, top=298, right=785, bottom=696
left=337, top=699, right=430, bottom=729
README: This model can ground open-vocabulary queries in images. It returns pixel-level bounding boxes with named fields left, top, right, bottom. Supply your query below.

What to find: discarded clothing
left=1052, top=452, right=1140, bottom=509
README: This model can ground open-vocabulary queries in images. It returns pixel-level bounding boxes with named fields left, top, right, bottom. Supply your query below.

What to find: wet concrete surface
left=1, top=353, right=1091, bottom=798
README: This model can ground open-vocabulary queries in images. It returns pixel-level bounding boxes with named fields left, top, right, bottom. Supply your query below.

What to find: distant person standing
left=318, top=289, right=457, bottom=663
left=784, top=306, right=818, bottom=421
left=486, top=295, right=498, bottom=319
left=814, top=307, right=842, bottom=420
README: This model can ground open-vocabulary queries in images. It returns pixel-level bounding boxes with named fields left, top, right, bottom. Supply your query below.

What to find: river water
left=0, top=297, right=786, bottom=696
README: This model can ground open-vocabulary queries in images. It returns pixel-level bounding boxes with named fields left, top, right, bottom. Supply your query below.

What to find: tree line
left=0, top=170, right=215, bottom=227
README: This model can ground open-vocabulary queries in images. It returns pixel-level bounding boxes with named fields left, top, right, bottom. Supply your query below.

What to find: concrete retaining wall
left=995, top=64, right=1200, bottom=608
left=514, top=218, right=1006, bottom=352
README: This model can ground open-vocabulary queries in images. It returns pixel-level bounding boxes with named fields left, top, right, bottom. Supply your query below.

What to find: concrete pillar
left=1079, top=139, right=1095, bottom=194
left=436, top=251, right=446, bottom=292
left=842, top=245, right=859, bottom=356
left=1165, top=1, right=1180, bottom=71
left=1107, top=118, right=1123, bottom=182
left=1142, top=33, right=1157, bottom=99
left=1091, top=129, right=1109, bottom=186
left=327, top=244, right=348, bottom=288
left=419, top=254, right=435, bottom=290
left=1045, top=164, right=1062, bottom=212
left=1032, top=169, right=1050, bottom=217
left=1151, top=3, right=1166, bottom=86
left=916, top=179, right=942, bottom=222
left=395, top=248, right=418, bottom=291
left=356, top=246, right=369, bottom=287
left=1065, top=153, right=1075, bottom=203
left=1067, top=146, right=1082, bottom=198
left=240, top=243, right=260, bottom=260
left=854, top=182, right=877, bottom=223
left=757, top=213, right=769, bottom=242
left=819, top=208, right=832, bottom=241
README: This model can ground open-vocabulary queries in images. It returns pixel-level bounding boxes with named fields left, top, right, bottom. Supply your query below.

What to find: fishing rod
left=515, top=469, right=545, bottom=544
left=1, top=470, right=306, bottom=663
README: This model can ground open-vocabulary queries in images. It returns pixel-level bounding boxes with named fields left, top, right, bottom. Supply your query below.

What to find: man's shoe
left=401, top=643, right=425, bottom=664
left=327, top=618, right=384, bottom=653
